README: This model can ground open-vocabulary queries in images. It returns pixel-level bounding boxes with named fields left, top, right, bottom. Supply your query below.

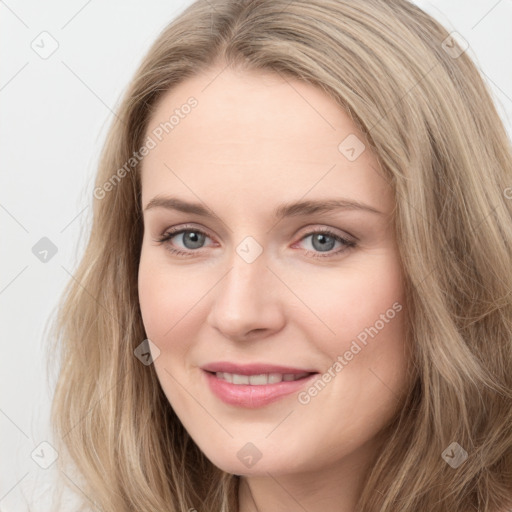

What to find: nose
left=205, top=246, right=285, bottom=341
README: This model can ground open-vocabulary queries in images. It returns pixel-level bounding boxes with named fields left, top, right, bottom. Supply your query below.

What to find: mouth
left=202, top=369, right=319, bottom=408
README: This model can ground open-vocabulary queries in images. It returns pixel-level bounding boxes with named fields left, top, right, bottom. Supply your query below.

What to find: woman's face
left=138, top=65, right=411, bottom=477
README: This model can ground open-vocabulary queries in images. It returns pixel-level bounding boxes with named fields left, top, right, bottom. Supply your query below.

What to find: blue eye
left=154, top=225, right=356, bottom=259
left=155, top=227, right=211, bottom=257
left=298, top=230, right=356, bottom=258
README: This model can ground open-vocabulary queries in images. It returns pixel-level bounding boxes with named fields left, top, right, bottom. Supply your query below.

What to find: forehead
left=141, top=66, right=393, bottom=216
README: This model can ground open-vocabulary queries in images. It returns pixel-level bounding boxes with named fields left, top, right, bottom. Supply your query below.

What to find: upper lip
left=201, top=361, right=318, bottom=375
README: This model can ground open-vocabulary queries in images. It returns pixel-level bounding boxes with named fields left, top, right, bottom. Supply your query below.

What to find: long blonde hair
left=47, top=0, right=512, bottom=510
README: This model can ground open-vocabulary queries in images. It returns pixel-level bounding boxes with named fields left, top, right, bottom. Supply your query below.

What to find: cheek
left=138, top=240, right=204, bottom=324
left=306, top=257, right=405, bottom=347
left=305, top=254, right=409, bottom=406
left=137, top=247, right=221, bottom=364
left=138, top=248, right=185, bottom=341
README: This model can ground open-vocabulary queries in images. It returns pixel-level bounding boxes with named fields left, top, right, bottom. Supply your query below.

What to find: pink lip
left=201, top=361, right=317, bottom=375
left=202, top=369, right=318, bottom=408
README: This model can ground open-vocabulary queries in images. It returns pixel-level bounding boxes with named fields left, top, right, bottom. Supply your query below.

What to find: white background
left=1, top=0, right=511, bottom=510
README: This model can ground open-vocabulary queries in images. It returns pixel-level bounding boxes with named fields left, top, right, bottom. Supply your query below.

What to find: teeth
left=215, top=372, right=310, bottom=385
left=249, top=374, right=267, bottom=385
left=232, top=374, right=249, bottom=385
left=268, top=373, right=283, bottom=384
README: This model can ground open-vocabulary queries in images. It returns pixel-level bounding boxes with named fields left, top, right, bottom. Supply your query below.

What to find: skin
left=138, top=64, right=412, bottom=512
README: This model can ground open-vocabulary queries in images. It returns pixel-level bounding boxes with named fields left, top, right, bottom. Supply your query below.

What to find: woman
left=48, top=0, right=512, bottom=510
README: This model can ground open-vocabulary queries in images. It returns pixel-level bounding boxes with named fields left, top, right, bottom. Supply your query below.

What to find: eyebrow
left=143, top=195, right=384, bottom=219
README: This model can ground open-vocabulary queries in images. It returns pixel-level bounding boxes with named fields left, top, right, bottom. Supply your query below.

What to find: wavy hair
left=47, top=0, right=512, bottom=510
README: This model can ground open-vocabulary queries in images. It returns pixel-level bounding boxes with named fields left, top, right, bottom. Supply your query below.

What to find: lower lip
left=203, top=370, right=318, bottom=408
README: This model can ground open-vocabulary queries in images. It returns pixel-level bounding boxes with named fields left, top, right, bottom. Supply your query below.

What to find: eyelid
left=161, top=223, right=217, bottom=243
left=156, top=222, right=355, bottom=242
left=295, top=226, right=355, bottom=243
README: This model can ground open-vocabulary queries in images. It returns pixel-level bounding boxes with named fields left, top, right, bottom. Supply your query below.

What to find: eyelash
left=154, top=225, right=356, bottom=259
